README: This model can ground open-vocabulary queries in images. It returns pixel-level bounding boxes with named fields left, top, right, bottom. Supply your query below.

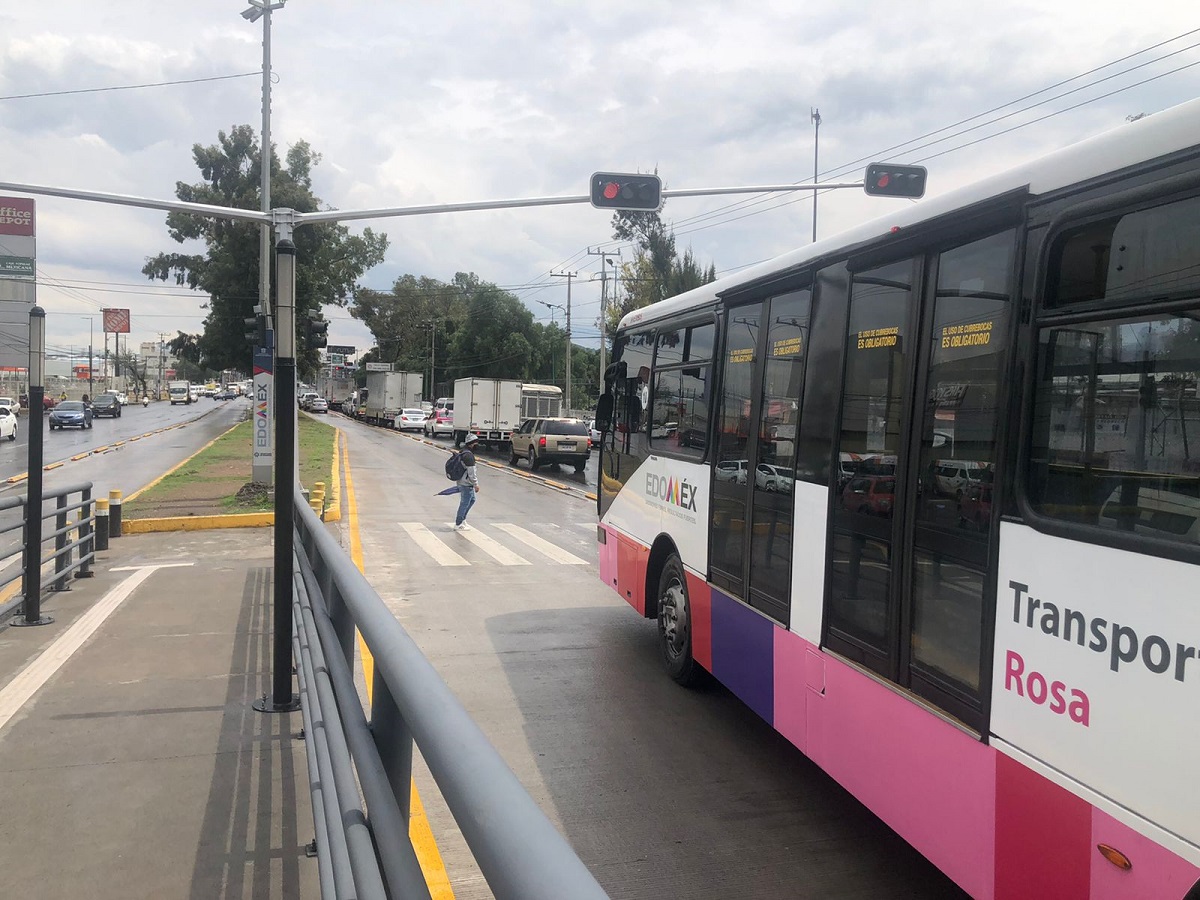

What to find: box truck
left=452, top=377, right=522, bottom=448
left=167, top=380, right=192, bottom=405
left=363, top=371, right=423, bottom=426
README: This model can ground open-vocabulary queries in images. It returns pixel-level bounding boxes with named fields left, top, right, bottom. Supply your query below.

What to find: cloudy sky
left=1, top=1, right=1198, bottom=366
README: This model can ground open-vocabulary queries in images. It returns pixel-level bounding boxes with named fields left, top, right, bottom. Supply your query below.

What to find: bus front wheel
left=657, top=554, right=704, bottom=687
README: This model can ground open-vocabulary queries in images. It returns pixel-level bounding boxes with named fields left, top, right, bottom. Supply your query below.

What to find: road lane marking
left=0, top=565, right=167, bottom=733
left=400, top=523, right=469, bottom=566
left=458, top=528, right=531, bottom=566
left=493, top=523, right=589, bottom=565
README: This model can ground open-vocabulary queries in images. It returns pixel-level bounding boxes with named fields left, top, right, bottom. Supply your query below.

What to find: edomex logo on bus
left=646, top=473, right=698, bottom=511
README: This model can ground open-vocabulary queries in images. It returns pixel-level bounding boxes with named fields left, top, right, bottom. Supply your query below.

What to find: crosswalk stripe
left=400, top=523, right=469, bottom=566
left=459, top=528, right=531, bottom=566
left=493, top=523, right=589, bottom=565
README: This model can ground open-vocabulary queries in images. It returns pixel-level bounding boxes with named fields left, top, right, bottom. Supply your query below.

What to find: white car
left=756, top=463, right=794, bottom=493
left=393, top=408, right=428, bottom=431
left=0, top=405, right=16, bottom=441
left=0, top=397, right=16, bottom=416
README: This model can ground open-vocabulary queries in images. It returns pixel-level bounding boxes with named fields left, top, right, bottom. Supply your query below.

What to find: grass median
left=125, top=412, right=337, bottom=520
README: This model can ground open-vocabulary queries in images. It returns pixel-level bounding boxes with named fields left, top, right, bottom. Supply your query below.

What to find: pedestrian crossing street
left=395, top=521, right=594, bottom=568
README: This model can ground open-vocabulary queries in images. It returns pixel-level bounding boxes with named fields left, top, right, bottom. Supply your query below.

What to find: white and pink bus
left=595, top=99, right=1200, bottom=899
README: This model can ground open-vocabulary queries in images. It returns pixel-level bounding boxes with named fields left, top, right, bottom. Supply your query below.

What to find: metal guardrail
left=292, top=487, right=609, bottom=900
left=0, top=481, right=94, bottom=621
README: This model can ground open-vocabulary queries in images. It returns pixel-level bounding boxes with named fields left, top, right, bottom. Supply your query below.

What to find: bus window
left=828, top=259, right=914, bottom=660
left=909, top=230, right=1015, bottom=696
left=1029, top=311, right=1200, bottom=545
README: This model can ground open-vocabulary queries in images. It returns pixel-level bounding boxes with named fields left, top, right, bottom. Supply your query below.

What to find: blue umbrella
left=435, top=486, right=459, bottom=496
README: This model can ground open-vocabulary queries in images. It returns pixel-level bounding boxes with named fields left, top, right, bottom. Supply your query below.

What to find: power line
left=0, top=71, right=261, bottom=102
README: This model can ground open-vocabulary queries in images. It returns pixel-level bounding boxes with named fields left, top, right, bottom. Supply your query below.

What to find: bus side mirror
left=595, top=394, right=614, bottom=432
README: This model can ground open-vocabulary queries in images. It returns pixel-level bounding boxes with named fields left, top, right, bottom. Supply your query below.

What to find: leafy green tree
left=605, top=206, right=717, bottom=335
left=143, top=125, right=388, bottom=377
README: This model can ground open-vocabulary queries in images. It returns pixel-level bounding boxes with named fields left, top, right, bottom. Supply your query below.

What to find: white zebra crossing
left=396, top=522, right=591, bottom=567
left=493, top=523, right=589, bottom=565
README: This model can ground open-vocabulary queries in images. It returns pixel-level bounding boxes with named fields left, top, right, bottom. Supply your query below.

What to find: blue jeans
left=455, top=484, right=476, bottom=526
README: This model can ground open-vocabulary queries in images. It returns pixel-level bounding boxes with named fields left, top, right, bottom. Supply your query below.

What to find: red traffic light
left=863, top=163, right=927, bottom=198
left=590, top=172, right=663, bottom=211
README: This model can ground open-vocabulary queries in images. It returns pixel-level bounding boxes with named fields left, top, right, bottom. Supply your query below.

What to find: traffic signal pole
left=0, top=165, right=918, bottom=715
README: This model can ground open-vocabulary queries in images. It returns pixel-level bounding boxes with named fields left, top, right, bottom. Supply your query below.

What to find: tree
left=604, top=205, right=717, bottom=335
left=143, top=126, right=388, bottom=377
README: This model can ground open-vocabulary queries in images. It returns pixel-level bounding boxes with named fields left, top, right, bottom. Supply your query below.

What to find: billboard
left=0, top=199, right=35, bottom=236
left=103, top=308, right=131, bottom=334
left=0, top=196, right=35, bottom=371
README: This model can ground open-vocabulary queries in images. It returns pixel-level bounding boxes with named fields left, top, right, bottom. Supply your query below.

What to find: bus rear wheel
left=658, top=554, right=704, bottom=687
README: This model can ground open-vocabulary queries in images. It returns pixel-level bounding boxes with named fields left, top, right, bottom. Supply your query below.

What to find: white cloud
left=0, top=0, right=1197, bottom=357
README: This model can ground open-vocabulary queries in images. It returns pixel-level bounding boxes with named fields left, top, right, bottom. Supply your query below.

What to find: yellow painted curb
left=43, top=462, right=64, bottom=471
left=6, top=473, right=27, bottom=484
left=71, top=453, right=90, bottom=461
left=324, top=429, right=343, bottom=522
left=122, top=512, right=274, bottom=533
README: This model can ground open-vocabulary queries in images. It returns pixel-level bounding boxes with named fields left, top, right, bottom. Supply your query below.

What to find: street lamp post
left=81, top=317, right=93, bottom=397
left=15, top=307, right=50, bottom=627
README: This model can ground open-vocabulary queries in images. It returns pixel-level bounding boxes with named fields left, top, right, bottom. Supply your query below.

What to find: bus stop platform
left=0, top=527, right=319, bottom=900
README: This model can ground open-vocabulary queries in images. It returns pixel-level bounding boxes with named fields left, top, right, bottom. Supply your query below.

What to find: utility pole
left=550, top=271, right=575, bottom=410
left=811, top=107, right=821, bottom=243
left=587, top=248, right=620, bottom=386
left=157, top=332, right=166, bottom=396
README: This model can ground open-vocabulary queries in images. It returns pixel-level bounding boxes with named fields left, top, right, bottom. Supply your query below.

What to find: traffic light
left=244, top=305, right=266, bottom=348
left=305, top=314, right=329, bottom=350
left=863, top=163, right=927, bottom=198
left=590, top=172, right=663, bottom=212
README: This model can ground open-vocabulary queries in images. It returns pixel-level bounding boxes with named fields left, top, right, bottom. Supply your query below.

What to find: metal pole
left=551, top=272, right=574, bottom=410
left=16, top=306, right=50, bottom=627
left=87, top=318, right=93, bottom=397
left=811, top=107, right=821, bottom=243
left=258, top=234, right=299, bottom=713
left=259, top=3, right=273, bottom=326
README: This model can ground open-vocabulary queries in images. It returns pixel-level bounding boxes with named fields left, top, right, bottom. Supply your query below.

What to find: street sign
left=328, top=353, right=345, bottom=366
left=327, top=344, right=356, bottom=355
left=0, top=256, right=34, bottom=279
left=365, top=361, right=393, bottom=372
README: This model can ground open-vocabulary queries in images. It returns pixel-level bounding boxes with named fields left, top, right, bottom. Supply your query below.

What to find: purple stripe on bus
left=710, top=588, right=774, bottom=724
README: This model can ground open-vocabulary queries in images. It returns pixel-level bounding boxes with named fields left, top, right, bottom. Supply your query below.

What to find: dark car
left=91, top=394, right=122, bottom=418
left=49, top=400, right=92, bottom=430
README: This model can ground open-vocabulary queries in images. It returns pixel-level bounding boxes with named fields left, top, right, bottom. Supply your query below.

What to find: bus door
left=826, top=230, right=1015, bottom=728
left=710, top=290, right=811, bottom=624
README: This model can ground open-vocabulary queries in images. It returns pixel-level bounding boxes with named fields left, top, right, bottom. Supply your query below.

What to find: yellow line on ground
left=342, top=433, right=454, bottom=899
left=125, top=419, right=242, bottom=503
left=324, top=428, right=342, bottom=522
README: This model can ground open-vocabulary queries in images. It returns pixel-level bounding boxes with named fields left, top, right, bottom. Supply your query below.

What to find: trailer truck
left=452, top=377, right=522, bottom=448
left=363, top=371, right=423, bottom=426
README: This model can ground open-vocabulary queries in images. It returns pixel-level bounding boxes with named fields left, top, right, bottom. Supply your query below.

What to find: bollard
left=313, top=482, right=325, bottom=498
left=309, top=498, right=322, bottom=514
left=95, top=498, right=109, bottom=551
left=109, top=489, right=123, bottom=538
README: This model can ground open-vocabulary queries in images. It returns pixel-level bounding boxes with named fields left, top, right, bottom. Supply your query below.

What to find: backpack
left=445, top=451, right=467, bottom=481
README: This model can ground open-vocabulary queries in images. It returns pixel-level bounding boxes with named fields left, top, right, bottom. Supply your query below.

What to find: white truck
left=167, top=380, right=192, bottom=405
left=452, top=377, right=522, bottom=449
left=520, top=383, right=563, bottom=420
left=363, top=371, right=423, bottom=427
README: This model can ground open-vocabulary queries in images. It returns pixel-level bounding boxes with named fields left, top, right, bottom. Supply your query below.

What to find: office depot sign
left=0, top=198, right=34, bottom=236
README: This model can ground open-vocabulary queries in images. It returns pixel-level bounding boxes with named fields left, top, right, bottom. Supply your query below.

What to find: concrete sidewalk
left=0, top=527, right=318, bottom=900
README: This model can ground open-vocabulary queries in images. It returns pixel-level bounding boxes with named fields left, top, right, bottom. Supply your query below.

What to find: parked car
left=841, top=476, right=895, bottom=516
left=48, top=400, right=93, bottom=430
left=715, top=459, right=749, bottom=484
left=755, top=463, right=794, bottom=494
left=510, top=417, right=591, bottom=472
left=588, top=419, right=602, bottom=446
left=91, top=393, right=122, bottom=418
left=959, top=483, right=994, bottom=531
left=0, top=397, right=17, bottom=417
left=933, top=461, right=988, bottom=498
left=423, top=407, right=454, bottom=438
left=0, top=406, right=17, bottom=441
left=308, top=397, right=328, bottom=414
left=393, top=408, right=427, bottom=431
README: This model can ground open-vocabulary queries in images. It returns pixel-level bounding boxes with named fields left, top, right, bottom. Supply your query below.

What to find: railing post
left=94, top=497, right=109, bottom=551
left=108, top=489, right=122, bottom=538
left=77, top=487, right=94, bottom=578
left=371, top=666, right=413, bottom=822
left=52, top=493, right=69, bottom=593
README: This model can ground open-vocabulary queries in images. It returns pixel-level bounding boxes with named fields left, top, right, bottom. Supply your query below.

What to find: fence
left=292, top=487, right=608, bottom=899
left=0, top=481, right=94, bottom=621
